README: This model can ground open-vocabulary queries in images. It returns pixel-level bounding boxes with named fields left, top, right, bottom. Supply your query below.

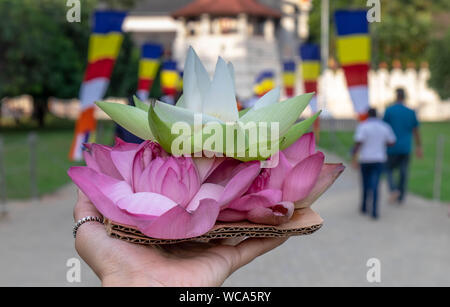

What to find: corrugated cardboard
left=103, top=162, right=345, bottom=245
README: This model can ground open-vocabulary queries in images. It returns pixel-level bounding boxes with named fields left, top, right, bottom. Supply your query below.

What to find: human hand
left=351, top=157, right=359, bottom=170
left=74, top=190, right=288, bottom=287
left=415, top=146, right=423, bottom=159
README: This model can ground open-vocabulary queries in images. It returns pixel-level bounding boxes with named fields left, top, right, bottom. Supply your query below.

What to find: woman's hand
left=351, top=157, right=359, bottom=170
left=74, top=190, right=288, bottom=287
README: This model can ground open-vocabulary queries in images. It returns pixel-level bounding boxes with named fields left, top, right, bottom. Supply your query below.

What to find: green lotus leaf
left=175, top=95, right=186, bottom=108
left=133, top=96, right=150, bottom=112
left=279, top=111, right=321, bottom=151
left=238, top=108, right=250, bottom=117
left=96, top=101, right=155, bottom=141
left=240, top=92, right=313, bottom=137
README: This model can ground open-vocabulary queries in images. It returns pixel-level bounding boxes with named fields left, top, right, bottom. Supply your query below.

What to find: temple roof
left=171, top=0, right=282, bottom=19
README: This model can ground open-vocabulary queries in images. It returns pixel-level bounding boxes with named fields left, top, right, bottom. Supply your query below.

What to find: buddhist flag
left=282, top=61, right=296, bottom=98
left=69, top=10, right=126, bottom=161
left=177, top=71, right=184, bottom=93
left=300, top=43, right=320, bottom=113
left=137, top=43, right=163, bottom=101
left=253, top=71, right=275, bottom=97
left=335, top=10, right=370, bottom=120
left=160, top=60, right=179, bottom=104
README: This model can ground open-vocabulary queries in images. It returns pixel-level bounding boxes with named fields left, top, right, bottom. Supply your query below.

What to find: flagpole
left=320, top=0, right=329, bottom=113
left=320, top=0, right=341, bottom=151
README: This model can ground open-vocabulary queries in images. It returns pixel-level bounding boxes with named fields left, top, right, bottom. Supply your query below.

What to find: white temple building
left=170, top=0, right=283, bottom=99
left=121, top=0, right=449, bottom=121
left=4, top=0, right=448, bottom=123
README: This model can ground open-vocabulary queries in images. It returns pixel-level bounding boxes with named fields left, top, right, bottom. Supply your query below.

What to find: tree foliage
left=308, top=0, right=450, bottom=67
left=0, top=0, right=139, bottom=100
left=427, top=29, right=450, bottom=100
left=0, top=0, right=93, bottom=99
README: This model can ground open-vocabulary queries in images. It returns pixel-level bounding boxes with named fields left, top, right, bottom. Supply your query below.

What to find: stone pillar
left=264, top=18, right=275, bottom=41
left=281, top=2, right=296, bottom=35
left=237, top=13, right=248, bottom=36
left=212, top=18, right=221, bottom=35
left=281, top=1, right=296, bottom=58
left=199, top=14, right=210, bottom=35
left=298, top=1, right=312, bottom=40
left=176, top=17, right=187, bottom=38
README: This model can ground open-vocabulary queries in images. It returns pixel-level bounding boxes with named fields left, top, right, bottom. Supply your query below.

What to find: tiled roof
left=171, top=0, right=281, bottom=18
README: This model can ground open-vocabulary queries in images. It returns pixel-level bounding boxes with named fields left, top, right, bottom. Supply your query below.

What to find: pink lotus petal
left=83, top=150, right=100, bottom=172
left=205, top=159, right=242, bottom=185
left=116, top=192, right=178, bottom=218
left=182, top=160, right=201, bottom=202
left=132, top=141, right=166, bottom=189
left=146, top=157, right=165, bottom=192
left=193, top=156, right=225, bottom=182
left=68, top=166, right=134, bottom=225
left=83, top=143, right=93, bottom=151
left=282, top=132, right=316, bottom=166
left=161, top=167, right=189, bottom=205
left=89, top=144, right=122, bottom=179
left=217, top=209, right=247, bottom=222
left=135, top=198, right=220, bottom=239
left=114, top=137, right=126, bottom=146
left=295, top=163, right=345, bottom=209
left=247, top=201, right=294, bottom=225
left=246, top=168, right=270, bottom=194
left=114, top=136, right=140, bottom=150
left=266, top=152, right=293, bottom=190
left=219, top=161, right=261, bottom=207
left=186, top=183, right=224, bottom=211
left=110, top=140, right=141, bottom=184
left=283, top=151, right=325, bottom=202
left=227, top=189, right=282, bottom=211
left=114, top=137, right=140, bottom=151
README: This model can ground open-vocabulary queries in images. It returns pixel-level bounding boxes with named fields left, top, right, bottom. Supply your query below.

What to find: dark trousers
left=360, top=163, right=383, bottom=218
left=386, top=154, right=410, bottom=202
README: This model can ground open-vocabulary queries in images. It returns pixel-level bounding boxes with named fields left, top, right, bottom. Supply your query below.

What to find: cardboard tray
left=103, top=163, right=344, bottom=245
left=104, top=208, right=323, bottom=245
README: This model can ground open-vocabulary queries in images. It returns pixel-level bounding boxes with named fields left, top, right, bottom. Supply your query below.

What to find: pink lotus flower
left=68, top=138, right=260, bottom=239
left=216, top=133, right=341, bottom=225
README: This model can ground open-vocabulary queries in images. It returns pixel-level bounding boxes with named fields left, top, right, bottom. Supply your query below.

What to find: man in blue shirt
left=383, top=88, right=423, bottom=203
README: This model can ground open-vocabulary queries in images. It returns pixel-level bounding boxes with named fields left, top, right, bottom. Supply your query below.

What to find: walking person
left=352, top=108, right=396, bottom=219
left=383, top=88, right=423, bottom=204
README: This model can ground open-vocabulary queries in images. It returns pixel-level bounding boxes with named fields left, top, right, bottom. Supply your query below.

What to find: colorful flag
left=177, top=71, right=184, bottom=93
left=253, top=71, right=275, bottom=97
left=300, top=43, right=320, bottom=113
left=137, top=43, right=163, bottom=101
left=160, top=60, right=179, bottom=104
left=69, top=10, right=126, bottom=161
left=335, top=10, right=370, bottom=120
left=282, top=60, right=296, bottom=98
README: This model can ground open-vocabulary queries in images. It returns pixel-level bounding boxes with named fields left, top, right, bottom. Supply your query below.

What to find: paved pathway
left=1, top=153, right=449, bottom=286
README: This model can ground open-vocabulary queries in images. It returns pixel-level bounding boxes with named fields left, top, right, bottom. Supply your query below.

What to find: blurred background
left=0, top=0, right=449, bottom=286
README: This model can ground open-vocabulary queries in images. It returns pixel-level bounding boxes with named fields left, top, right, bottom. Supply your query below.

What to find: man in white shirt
left=352, top=108, right=396, bottom=219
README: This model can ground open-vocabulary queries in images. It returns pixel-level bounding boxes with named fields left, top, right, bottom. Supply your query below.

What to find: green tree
left=0, top=0, right=139, bottom=126
left=427, top=29, right=450, bottom=100
left=308, top=0, right=450, bottom=67
left=0, top=0, right=95, bottom=126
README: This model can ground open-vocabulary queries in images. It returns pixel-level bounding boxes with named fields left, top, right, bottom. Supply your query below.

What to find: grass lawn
left=1, top=116, right=448, bottom=202
left=0, top=115, right=115, bottom=199
left=318, top=122, right=450, bottom=202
